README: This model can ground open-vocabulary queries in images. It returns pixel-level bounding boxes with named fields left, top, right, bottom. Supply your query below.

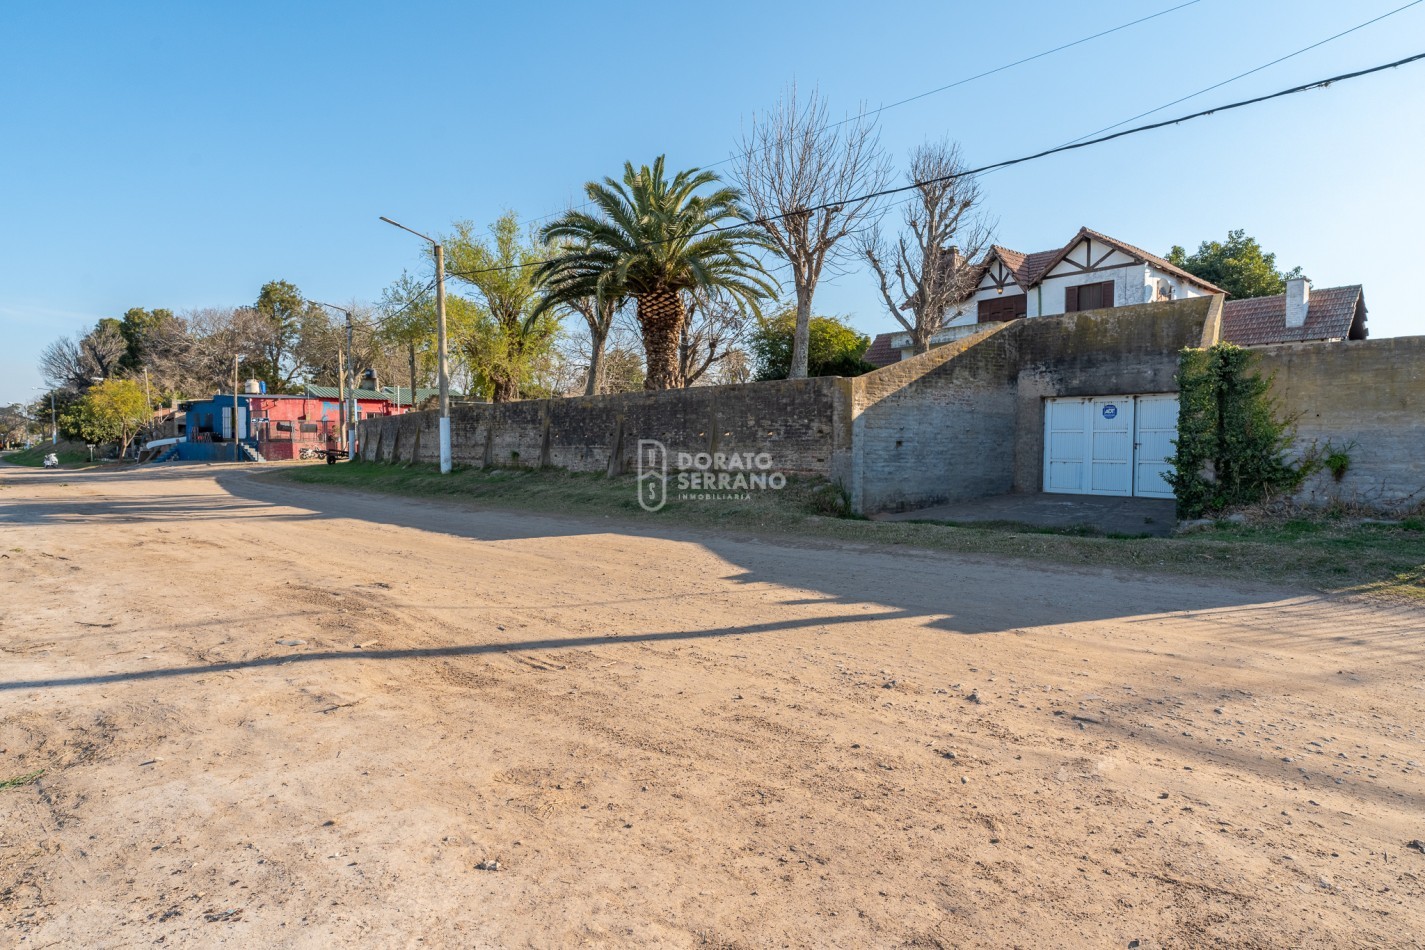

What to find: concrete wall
left=846, top=324, right=1019, bottom=514
left=846, top=299, right=1215, bottom=512
left=354, top=297, right=1425, bottom=517
left=1257, top=336, right=1425, bottom=509
left=359, top=376, right=854, bottom=478
left=1009, top=297, right=1216, bottom=494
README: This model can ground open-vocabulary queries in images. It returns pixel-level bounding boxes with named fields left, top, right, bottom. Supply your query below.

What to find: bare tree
left=678, top=290, right=754, bottom=388
left=563, top=294, right=625, bottom=396
left=734, top=84, right=892, bottom=379
left=860, top=140, right=993, bottom=355
left=40, top=321, right=128, bottom=392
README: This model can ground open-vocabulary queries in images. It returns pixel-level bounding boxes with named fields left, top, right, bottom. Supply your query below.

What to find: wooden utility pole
left=345, top=314, right=356, bottom=457
left=142, top=367, right=153, bottom=438
left=409, top=341, right=417, bottom=413
left=337, top=343, right=347, bottom=451
left=231, top=355, right=240, bottom=463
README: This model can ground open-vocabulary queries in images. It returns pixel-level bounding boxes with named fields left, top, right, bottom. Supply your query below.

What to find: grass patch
left=275, top=461, right=1425, bottom=600
left=0, top=769, right=45, bottom=790
left=2, top=441, right=97, bottom=467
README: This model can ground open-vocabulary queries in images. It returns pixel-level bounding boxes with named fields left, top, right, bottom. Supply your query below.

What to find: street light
left=32, top=387, right=56, bottom=445
left=379, top=215, right=451, bottom=474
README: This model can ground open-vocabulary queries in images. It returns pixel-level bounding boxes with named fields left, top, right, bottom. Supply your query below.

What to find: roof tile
left=1221, top=285, right=1366, bottom=346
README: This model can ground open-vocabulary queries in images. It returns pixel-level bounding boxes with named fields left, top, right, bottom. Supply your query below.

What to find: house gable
left=1039, top=234, right=1139, bottom=280
left=976, top=247, right=1025, bottom=295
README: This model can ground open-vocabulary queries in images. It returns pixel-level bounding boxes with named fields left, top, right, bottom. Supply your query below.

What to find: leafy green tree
left=445, top=212, right=561, bottom=402
left=252, top=280, right=315, bottom=391
left=749, top=308, right=874, bottom=380
left=1168, top=343, right=1305, bottom=518
left=540, top=156, right=778, bottom=390
left=1167, top=230, right=1305, bottom=300
left=118, top=307, right=176, bottom=371
left=62, top=379, right=150, bottom=458
left=378, top=271, right=439, bottom=403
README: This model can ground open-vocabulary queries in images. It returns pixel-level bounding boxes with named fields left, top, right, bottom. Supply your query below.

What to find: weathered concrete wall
left=847, top=324, right=1019, bottom=513
left=846, top=299, right=1215, bottom=512
left=1009, top=297, right=1216, bottom=493
left=356, top=298, right=1424, bottom=517
left=359, top=377, right=853, bottom=477
left=1258, top=336, right=1425, bottom=509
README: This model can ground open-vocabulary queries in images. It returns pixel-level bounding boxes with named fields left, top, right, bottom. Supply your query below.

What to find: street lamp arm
left=310, top=300, right=353, bottom=317
left=379, top=216, right=436, bottom=246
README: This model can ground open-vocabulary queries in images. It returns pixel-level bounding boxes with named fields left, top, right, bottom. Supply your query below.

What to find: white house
left=867, top=227, right=1225, bottom=363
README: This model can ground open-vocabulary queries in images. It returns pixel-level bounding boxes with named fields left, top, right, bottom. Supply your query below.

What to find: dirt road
left=2, top=464, right=1422, bottom=948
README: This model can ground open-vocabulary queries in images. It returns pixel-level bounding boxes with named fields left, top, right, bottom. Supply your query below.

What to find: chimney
left=359, top=368, right=378, bottom=391
left=1285, top=277, right=1311, bottom=328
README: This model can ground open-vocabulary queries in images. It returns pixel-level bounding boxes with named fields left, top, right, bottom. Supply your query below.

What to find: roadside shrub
left=1167, top=343, right=1306, bottom=519
left=808, top=481, right=853, bottom=517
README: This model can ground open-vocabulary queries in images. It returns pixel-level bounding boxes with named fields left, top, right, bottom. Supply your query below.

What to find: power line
left=866, top=0, right=1425, bottom=220
left=369, top=277, right=438, bottom=330
left=1059, top=0, right=1424, bottom=147
left=443, top=51, right=1425, bottom=280
left=523, top=0, right=1203, bottom=226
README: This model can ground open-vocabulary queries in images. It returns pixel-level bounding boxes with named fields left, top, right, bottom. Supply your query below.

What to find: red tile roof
left=1221, top=285, right=1367, bottom=346
left=864, top=331, right=904, bottom=368
left=983, top=245, right=1062, bottom=289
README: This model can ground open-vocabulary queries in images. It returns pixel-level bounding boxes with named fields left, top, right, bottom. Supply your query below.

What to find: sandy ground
left=1, top=463, right=1423, bottom=949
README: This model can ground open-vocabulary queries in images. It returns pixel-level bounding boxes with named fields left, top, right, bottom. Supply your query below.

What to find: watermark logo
left=636, top=439, right=667, bottom=512
left=635, top=439, right=786, bottom=512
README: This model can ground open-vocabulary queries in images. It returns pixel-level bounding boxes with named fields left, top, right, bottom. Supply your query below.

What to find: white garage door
left=1043, top=395, right=1177, bottom=498
left=1133, top=394, right=1178, bottom=499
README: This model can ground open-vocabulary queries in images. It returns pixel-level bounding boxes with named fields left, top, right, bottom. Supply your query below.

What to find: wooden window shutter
left=1065, top=285, right=1080, bottom=312
left=1098, top=280, right=1115, bottom=308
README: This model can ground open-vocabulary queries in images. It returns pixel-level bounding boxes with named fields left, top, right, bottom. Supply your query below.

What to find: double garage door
left=1043, top=395, right=1177, bottom=499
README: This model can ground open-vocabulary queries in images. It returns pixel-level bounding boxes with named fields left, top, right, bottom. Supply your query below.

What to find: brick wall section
left=359, top=377, right=853, bottom=477
left=1009, top=297, right=1215, bottom=493
left=1256, top=336, right=1425, bottom=509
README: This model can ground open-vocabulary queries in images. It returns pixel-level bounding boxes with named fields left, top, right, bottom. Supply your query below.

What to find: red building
left=183, top=385, right=436, bottom=460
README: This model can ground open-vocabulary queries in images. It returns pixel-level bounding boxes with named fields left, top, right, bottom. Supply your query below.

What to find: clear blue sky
left=3, top=0, right=1423, bottom=405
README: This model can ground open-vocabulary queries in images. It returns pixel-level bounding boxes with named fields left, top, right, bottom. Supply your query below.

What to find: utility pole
left=336, top=342, right=347, bottom=452
left=346, top=313, right=357, bottom=458
left=314, top=300, right=360, bottom=459
left=142, top=367, right=153, bottom=439
left=232, top=355, right=240, bottom=463
left=409, top=341, right=418, bottom=414
left=434, top=240, right=450, bottom=473
left=381, top=216, right=451, bottom=473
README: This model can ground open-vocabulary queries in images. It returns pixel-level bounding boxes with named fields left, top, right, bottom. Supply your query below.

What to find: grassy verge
left=276, top=461, right=1425, bottom=601
left=2, top=441, right=98, bottom=467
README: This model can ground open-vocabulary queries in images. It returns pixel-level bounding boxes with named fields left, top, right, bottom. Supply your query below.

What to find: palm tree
left=539, top=157, right=777, bottom=391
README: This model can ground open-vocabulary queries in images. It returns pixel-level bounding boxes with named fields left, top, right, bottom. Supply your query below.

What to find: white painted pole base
left=439, top=416, right=452, bottom=474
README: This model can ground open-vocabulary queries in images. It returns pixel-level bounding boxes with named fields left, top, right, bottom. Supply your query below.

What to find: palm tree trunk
left=637, top=288, right=685, bottom=391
